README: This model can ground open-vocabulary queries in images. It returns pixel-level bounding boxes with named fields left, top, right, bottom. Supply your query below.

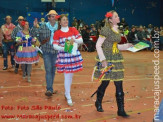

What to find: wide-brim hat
left=47, top=10, right=58, bottom=16
left=5, top=15, right=12, bottom=19
left=18, top=16, right=24, bottom=20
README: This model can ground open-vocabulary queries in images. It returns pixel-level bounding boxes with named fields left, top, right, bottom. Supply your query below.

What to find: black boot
left=95, top=90, right=104, bottom=112
left=94, top=81, right=109, bottom=112
left=116, top=92, right=129, bottom=118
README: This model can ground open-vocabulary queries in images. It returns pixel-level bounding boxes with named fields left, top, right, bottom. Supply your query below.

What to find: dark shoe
left=94, top=81, right=109, bottom=112
left=3, top=67, right=7, bottom=70
left=116, top=92, right=130, bottom=118
left=95, top=89, right=105, bottom=112
left=118, top=110, right=129, bottom=118
left=14, top=68, right=18, bottom=74
left=95, top=100, right=104, bottom=112
left=45, top=91, right=52, bottom=97
left=53, top=90, right=58, bottom=94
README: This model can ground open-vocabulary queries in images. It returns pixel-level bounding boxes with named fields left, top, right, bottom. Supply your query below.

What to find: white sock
left=64, top=73, right=73, bottom=100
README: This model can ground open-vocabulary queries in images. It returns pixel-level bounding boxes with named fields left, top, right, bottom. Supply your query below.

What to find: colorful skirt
left=14, top=46, right=39, bottom=64
left=93, top=50, right=124, bottom=82
left=55, top=50, right=83, bottom=73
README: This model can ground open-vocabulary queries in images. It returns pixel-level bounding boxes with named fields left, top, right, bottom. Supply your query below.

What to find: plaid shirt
left=11, top=24, right=23, bottom=42
left=31, top=24, right=58, bottom=54
left=1, top=23, right=15, bottom=41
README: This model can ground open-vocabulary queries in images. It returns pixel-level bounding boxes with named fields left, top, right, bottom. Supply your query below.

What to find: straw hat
left=47, top=10, right=58, bottom=16
left=5, top=15, right=12, bottom=19
left=18, top=16, right=24, bottom=20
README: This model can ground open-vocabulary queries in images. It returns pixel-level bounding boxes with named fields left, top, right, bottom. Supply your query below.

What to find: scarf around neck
left=46, top=21, right=58, bottom=45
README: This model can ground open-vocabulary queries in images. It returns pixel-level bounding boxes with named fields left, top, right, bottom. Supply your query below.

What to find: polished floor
left=0, top=50, right=163, bottom=122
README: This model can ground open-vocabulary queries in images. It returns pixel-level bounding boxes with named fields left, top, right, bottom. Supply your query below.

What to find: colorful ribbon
left=92, top=62, right=114, bottom=82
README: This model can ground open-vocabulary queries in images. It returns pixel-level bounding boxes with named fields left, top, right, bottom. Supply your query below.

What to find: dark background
left=0, top=0, right=161, bottom=27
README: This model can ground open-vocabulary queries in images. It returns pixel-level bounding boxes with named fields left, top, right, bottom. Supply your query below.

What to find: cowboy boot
left=95, top=89, right=105, bottom=112
left=116, top=92, right=129, bottom=118
left=95, top=81, right=109, bottom=112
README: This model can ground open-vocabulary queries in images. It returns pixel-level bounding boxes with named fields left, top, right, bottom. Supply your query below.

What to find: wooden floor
left=0, top=50, right=163, bottom=122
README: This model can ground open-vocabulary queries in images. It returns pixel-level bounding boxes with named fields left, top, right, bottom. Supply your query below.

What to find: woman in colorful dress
left=14, top=21, right=39, bottom=82
left=53, top=14, right=83, bottom=106
left=92, top=10, right=129, bottom=117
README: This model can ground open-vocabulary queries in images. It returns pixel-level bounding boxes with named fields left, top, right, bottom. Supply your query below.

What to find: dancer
left=1, top=16, right=15, bottom=70
left=31, top=10, right=59, bottom=97
left=92, top=10, right=129, bottom=117
left=14, top=21, right=39, bottom=82
left=53, top=14, right=83, bottom=106
left=11, top=16, right=25, bottom=74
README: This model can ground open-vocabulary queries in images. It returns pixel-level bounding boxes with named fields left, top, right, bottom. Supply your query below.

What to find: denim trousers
left=43, top=52, right=57, bottom=93
left=2, top=41, right=15, bottom=67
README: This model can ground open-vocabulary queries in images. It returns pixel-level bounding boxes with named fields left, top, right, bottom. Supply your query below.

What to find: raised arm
left=30, top=18, right=40, bottom=40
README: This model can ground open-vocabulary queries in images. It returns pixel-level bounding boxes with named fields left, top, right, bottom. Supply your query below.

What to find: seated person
left=135, top=26, right=139, bottom=33
left=137, top=26, right=152, bottom=50
left=90, top=27, right=97, bottom=36
left=144, top=27, right=150, bottom=40
left=127, top=27, right=139, bottom=44
left=81, top=25, right=87, bottom=36
left=90, top=24, right=95, bottom=30
left=82, top=28, right=95, bottom=52
left=147, top=24, right=153, bottom=34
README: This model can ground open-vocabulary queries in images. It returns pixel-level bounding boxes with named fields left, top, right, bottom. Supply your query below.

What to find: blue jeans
left=2, top=41, right=15, bottom=67
left=43, top=52, right=57, bottom=93
left=141, top=40, right=152, bottom=50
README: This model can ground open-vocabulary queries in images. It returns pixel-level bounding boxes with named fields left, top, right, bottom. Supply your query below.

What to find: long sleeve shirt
left=30, top=23, right=58, bottom=54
